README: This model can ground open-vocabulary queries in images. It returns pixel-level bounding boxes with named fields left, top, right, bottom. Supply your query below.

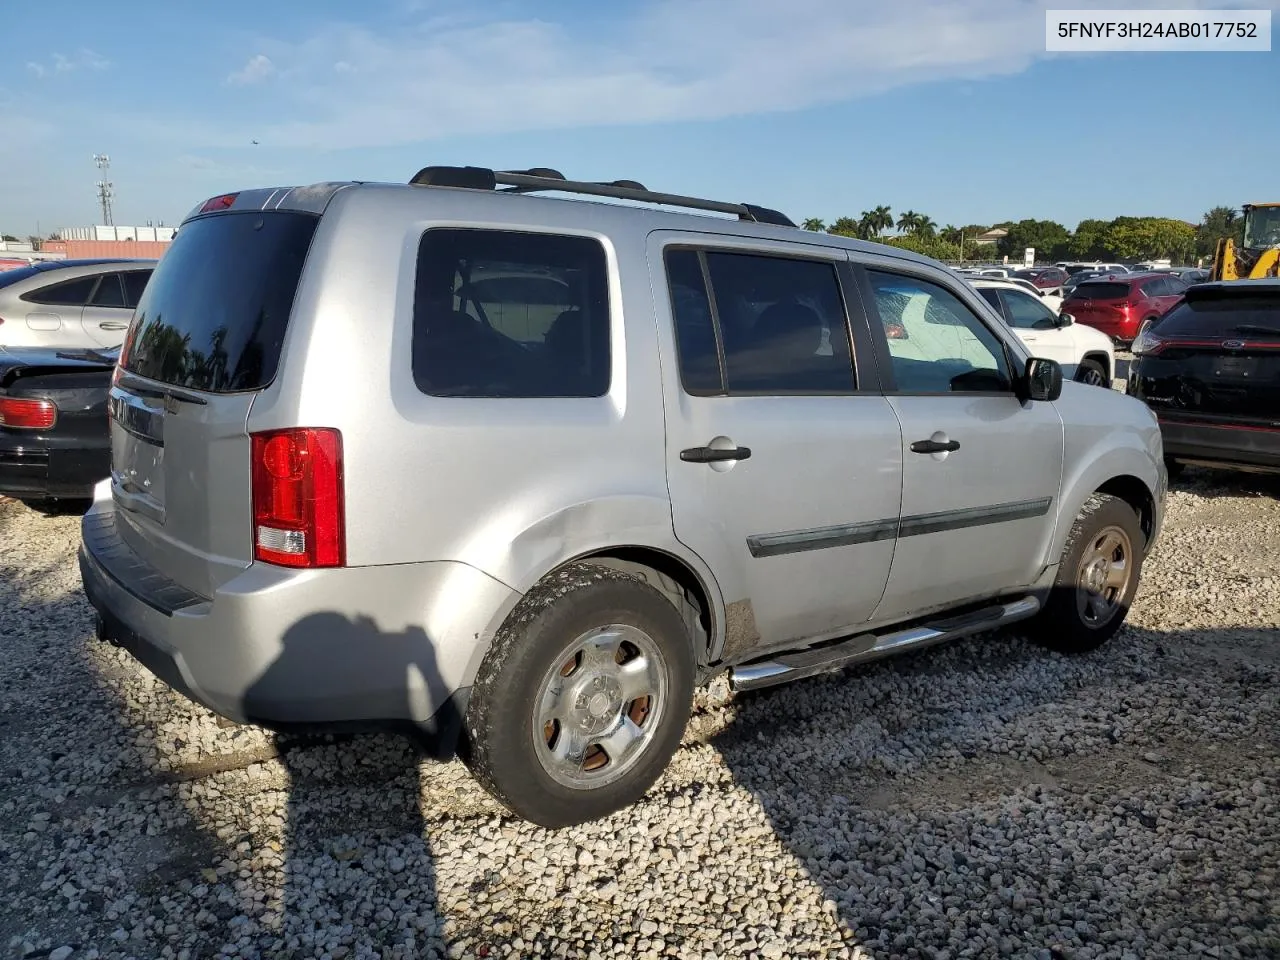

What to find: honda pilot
left=80, top=166, right=1167, bottom=827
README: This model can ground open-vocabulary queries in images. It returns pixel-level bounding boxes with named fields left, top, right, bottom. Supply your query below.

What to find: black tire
left=1034, top=493, right=1144, bottom=654
left=1075, top=358, right=1109, bottom=387
left=461, top=563, right=695, bottom=828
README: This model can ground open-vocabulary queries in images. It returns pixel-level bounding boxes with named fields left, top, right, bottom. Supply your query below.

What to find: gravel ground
left=1, top=469, right=1277, bottom=960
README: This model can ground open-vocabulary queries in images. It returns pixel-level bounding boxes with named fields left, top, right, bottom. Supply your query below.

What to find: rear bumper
left=0, top=436, right=108, bottom=499
left=78, top=489, right=522, bottom=755
left=1073, top=314, right=1138, bottom=343
left=1158, top=417, right=1280, bottom=472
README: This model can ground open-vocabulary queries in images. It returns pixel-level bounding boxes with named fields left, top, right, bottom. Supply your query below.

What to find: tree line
left=800, top=206, right=1244, bottom=265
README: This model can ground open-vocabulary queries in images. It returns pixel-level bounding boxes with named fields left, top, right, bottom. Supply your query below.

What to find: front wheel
left=1034, top=493, right=1144, bottom=654
left=461, top=563, right=695, bottom=828
left=1075, top=359, right=1109, bottom=387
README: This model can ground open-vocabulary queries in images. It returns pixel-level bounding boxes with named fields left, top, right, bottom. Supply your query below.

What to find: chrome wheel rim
left=532, top=624, right=668, bottom=789
left=1075, top=524, right=1133, bottom=627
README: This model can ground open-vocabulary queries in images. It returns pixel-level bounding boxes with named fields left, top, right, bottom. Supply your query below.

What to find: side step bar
left=728, top=595, right=1041, bottom=693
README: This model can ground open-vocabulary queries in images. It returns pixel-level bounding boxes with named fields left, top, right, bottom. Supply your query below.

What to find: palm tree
left=861, top=206, right=893, bottom=237
left=896, top=210, right=921, bottom=235
left=827, top=217, right=861, bottom=237
left=801, top=218, right=826, bottom=232
left=914, top=216, right=938, bottom=239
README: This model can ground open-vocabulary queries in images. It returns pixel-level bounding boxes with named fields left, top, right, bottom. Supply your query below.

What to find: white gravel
left=1, top=471, right=1278, bottom=959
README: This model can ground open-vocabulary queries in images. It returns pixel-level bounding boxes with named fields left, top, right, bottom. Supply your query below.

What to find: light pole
left=92, top=153, right=114, bottom=226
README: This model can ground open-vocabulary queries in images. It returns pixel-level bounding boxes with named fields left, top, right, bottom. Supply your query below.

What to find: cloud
left=226, top=54, right=276, bottom=86
left=25, top=49, right=110, bottom=79
left=196, top=0, right=1265, bottom=150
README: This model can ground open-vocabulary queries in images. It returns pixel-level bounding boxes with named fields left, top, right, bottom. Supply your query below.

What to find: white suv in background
left=971, top=278, right=1114, bottom=387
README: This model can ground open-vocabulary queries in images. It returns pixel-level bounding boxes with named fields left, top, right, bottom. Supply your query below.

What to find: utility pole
left=92, top=153, right=114, bottom=226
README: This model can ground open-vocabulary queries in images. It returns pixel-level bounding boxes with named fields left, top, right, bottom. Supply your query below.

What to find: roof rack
left=407, top=165, right=796, bottom=228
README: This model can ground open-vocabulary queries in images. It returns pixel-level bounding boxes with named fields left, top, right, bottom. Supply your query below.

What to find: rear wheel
left=461, top=563, right=695, bottom=827
left=1075, top=358, right=1109, bottom=387
left=1034, top=493, right=1143, bottom=654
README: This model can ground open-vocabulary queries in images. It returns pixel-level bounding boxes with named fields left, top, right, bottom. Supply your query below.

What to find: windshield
left=1243, top=207, right=1280, bottom=249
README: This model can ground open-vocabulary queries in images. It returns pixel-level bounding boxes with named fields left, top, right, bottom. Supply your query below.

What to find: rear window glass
left=23, top=275, right=99, bottom=306
left=121, top=212, right=318, bottom=392
left=1153, top=298, right=1280, bottom=337
left=1070, top=282, right=1129, bottom=300
left=412, top=228, right=610, bottom=398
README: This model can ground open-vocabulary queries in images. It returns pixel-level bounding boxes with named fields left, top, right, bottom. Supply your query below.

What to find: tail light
left=251, top=428, right=345, bottom=568
left=1131, top=323, right=1165, bottom=356
left=0, top=397, right=57, bottom=429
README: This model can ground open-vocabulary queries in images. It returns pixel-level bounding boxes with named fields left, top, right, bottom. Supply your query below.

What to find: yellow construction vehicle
left=1210, top=202, right=1280, bottom=281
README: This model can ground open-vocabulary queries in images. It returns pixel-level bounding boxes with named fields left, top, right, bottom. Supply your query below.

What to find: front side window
left=1002, top=289, right=1059, bottom=329
left=867, top=270, right=1014, bottom=393
left=664, top=248, right=856, bottom=395
left=412, top=229, right=610, bottom=398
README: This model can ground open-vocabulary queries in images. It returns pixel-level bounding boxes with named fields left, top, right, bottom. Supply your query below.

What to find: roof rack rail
left=407, top=165, right=796, bottom=227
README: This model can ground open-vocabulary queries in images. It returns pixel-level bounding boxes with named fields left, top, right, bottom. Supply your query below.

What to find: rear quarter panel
left=247, top=185, right=708, bottom=598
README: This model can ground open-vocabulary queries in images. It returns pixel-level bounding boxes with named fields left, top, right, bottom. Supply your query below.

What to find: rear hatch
left=1134, top=294, right=1280, bottom=424
left=1065, top=281, right=1131, bottom=330
left=108, top=208, right=319, bottom=597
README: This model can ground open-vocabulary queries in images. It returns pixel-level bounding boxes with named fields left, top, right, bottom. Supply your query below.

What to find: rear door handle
left=680, top=445, right=752, bottom=463
left=910, top=438, right=960, bottom=454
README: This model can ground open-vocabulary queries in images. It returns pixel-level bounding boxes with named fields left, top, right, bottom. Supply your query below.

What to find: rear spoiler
left=183, top=182, right=353, bottom=223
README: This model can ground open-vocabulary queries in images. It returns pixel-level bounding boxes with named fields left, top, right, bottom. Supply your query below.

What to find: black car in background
left=0, top=345, right=116, bottom=507
left=1128, top=280, right=1280, bottom=476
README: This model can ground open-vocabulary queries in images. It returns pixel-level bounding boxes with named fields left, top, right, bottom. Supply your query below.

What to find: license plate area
left=1212, top=357, right=1258, bottom=380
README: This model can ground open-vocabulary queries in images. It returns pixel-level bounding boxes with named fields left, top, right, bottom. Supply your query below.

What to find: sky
left=1, top=0, right=1277, bottom=237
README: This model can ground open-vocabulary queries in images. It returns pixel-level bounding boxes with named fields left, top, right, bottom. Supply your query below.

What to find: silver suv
left=79, top=166, right=1166, bottom=827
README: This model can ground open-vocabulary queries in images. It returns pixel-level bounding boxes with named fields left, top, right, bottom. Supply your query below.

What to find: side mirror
left=1058, top=312, right=1075, bottom=326
left=1022, top=357, right=1063, bottom=402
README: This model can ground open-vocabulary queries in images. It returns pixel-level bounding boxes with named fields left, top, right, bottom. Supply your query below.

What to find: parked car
left=1129, top=280, right=1280, bottom=476
left=1062, top=272, right=1190, bottom=347
left=0, top=259, right=155, bottom=350
left=985, top=275, right=1064, bottom=312
left=1172, top=268, right=1210, bottom=285
left=971, top=279, right=1114, bottom=386
left=1012, top=266, right=1069, bottom=294
left=1064, top=262, right=1130, bottom=276
left=1062, top=270, right=1105, bottom=298
left=0, top=345, right=116, bottom=505
left=80, top=166, right=1166, bottom=828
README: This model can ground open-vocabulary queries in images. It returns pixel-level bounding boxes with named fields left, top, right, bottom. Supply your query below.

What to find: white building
left=58, top=224, right=176, bottom=242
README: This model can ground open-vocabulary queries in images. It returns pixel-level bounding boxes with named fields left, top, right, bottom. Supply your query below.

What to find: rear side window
left=22, top=275, right=99, bottom=306
left=412, top=229, right=610, bottom=398
left=122, top=212, right=318, bottom=392
left=1071, top=282, right=1129, bottom=300
left=90, top=274, right=126, bottom=307
left=664, top=248, right=855, bottom=395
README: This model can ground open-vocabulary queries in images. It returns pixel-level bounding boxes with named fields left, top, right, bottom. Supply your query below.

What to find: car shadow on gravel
left=1171, top=466, right=1280, bottom=500
left=710, top=608, right=1280, bottom=958
left=0, top=501, right=452, bottom=957
left=245, top=612, right=447, bottom=957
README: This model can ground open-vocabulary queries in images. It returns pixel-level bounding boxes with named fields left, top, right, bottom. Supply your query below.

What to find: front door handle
left=99, top=321, right=130, bottom=331
left=910, top=438, right=960, bottom=454
left=680, top=445, right=752, bottom=463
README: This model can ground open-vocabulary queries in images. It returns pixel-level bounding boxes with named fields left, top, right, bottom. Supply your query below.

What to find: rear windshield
left=1070, top=282, right=1129, bottom=300
left=121, top=211, right=318, bottom=392
left=1153, top=297, right=1280, bottom=338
